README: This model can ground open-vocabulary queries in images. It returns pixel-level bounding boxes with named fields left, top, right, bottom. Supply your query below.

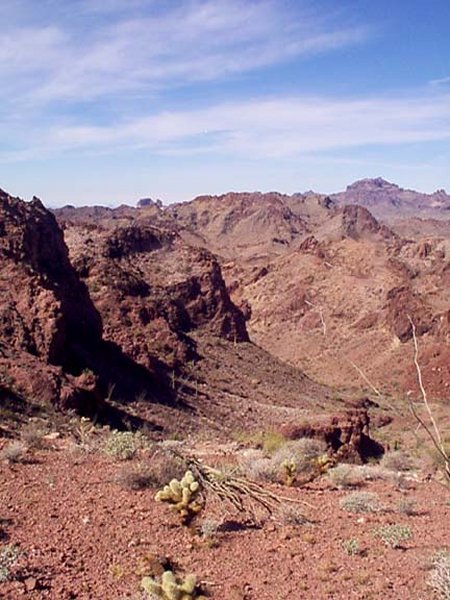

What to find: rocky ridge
left=330, top=177, right=450, bottom=221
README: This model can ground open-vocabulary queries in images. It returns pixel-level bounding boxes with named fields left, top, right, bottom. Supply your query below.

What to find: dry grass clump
left=20, top=422, right=47, bottom=449
left=116, top=464, right=156, bottom=490
left=144, top=447, right=187, bottom=487
left=0, top=441, right=27, bottom=464
left=397, top=497, right=418, bottom=516
left=327, top=464, right=365, bottom=489
left=275, top=504, right=309, bottom=526
left=428, top=550, right=450, bottom=600
left=381, top=451, right=414, bottom=472
left=339, top=492, right=383, bottom=514
left=239, top=438, right=327, bottom=485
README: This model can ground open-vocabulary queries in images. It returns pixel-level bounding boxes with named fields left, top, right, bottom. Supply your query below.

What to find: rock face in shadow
left=0, top=191, right=102, bottom=365
left=57, top=210, right=249, bottom=372
left=0, top=190, right=251, bottom=418
left=0, top=189, right=106, bottom=412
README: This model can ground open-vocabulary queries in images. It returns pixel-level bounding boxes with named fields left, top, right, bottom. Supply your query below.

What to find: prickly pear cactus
left=142, top=570, right=198, bottom=600
left=155, top=470, right=203, bottom=524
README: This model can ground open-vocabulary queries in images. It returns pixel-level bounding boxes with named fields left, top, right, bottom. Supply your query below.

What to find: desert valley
left=1, top=178, right=450, bottom=599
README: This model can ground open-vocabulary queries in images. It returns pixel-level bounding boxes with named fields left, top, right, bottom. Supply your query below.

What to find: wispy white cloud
left=35, top=92, right=450, bottom=160
left=0, top=0, right=370, bottom=105
left=429, top=76, right=450, bottom=87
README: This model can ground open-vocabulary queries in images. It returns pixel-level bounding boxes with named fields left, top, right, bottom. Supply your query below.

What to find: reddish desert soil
left=1, top=436, right=449, bottom=600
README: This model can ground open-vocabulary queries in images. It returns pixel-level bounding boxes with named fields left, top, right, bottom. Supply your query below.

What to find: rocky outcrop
left=0, top=189, right=103, bottom=411
left=279, top=409, right=384, bottom=463
left=58, top=211, right=249, bottom=371
left=384, top=285, right=433, bottom=342
left=340, top=205, right=394, bottom=241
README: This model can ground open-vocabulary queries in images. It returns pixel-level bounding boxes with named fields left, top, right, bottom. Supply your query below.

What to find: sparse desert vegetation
left=2, top=182, right=450, bottom=600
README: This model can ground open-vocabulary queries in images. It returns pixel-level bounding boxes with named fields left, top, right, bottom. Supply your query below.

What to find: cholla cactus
left=155, top=470, right=203, bottom=524
left=281, top=459, right=296, bottom=486
left=142, top=570, right=198, bottom=600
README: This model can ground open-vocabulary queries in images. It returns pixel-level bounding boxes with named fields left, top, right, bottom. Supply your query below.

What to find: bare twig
left=408, top=315, right=450, bottom=482
left=187, top=457, right=315, bottom=513
left=348, top=360, right=403, bottom=416
left=348, top=361, right=382, bottom=398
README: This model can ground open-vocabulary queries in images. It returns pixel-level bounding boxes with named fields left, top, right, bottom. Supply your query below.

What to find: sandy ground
left=1, top=435, right=449, bottom=600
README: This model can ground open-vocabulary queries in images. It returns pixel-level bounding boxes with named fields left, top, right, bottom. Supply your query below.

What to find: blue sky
left=1, top=0, right=450, bottom=206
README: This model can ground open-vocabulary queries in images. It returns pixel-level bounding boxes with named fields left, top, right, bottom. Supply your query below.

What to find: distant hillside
left=330, top=177, right=450, bottom=221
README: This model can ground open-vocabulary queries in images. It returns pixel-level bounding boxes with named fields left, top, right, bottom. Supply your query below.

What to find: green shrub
left=0, top=544, right=20, bottom=582
left=103, top=430, right=145, bottom=461
left=341, top=538, right=360, bottom=556
left=374, top=524, right=413, bottom=548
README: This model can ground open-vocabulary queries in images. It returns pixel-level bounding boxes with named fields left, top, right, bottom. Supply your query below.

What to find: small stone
left=25, top=577, right=37, bottom=591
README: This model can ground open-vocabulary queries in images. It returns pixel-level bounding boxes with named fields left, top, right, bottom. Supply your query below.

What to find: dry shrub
left=397, top=497, right=418, bottom=516
left=0, top=442, right=27, bottom=464
left=353, top=464, right=391, bottom=482
left=239, top=438, right=326, bottom=484
left=116, top=464, right=156, bottom=490
left=271, top=438, right=326, bottom=472
left=327, top=464, right=365, bottom=489
left=239, top=453, right=278, bottom=483
left=339, top=492, right=383, bottom=514
left=144, top=447, right=187, bottom=487
left=20, top=422, right=46, bottom=450
left=199, top=519, right=221, bottom=537
left=428, top=551, right=450, bottom=600
left=275, top=504, right=309, bottom=526
left=381, top=451, right=414, bottom=472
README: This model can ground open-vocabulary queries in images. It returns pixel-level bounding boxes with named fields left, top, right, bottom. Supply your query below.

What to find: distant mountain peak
left=346, top=177, right=398, bottom=191
left=331, top=178, right=450, bottom=220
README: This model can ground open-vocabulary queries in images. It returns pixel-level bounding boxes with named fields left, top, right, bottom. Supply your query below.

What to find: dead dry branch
left=187, top=456, right=315, bottom=513
left=166, top=450, right=315, bottom=518
left=408, top=316, right=450, bottom=484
